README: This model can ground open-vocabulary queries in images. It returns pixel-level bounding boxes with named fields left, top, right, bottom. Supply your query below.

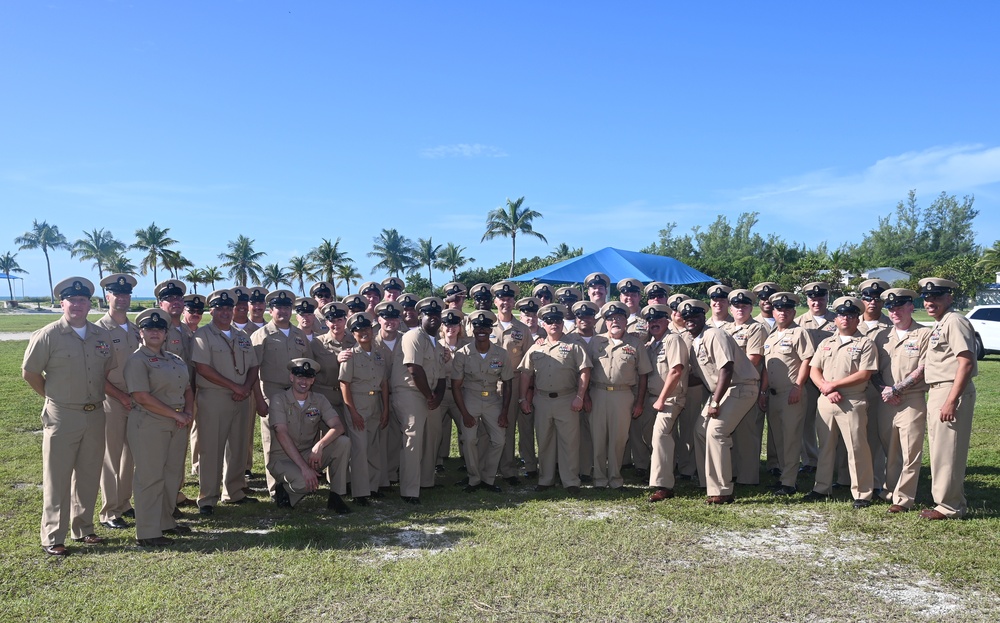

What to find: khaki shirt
left=123, top=345, right=189, bottom=411
left=393, top=327, right=442, bottom=393
left=796, top=310, right=838, bottom=348
left=645, top=333, right=689, bottom=402
left=452, top=342, right=514, bottom=404
left=763, top=324, right=815, bottom=391
left=191, top=323, right=258, bottom=389
left=338, top=344, right=388, bottom=395
left=690, top=327, right=760, bottom=390
left=311, top=332, right=352, bottom=401
left=811, top=334, right=878, bottom=398
left=872, top=324, right=929, bottom=396
left=754, top=313, right=777, bottom=334
left=521, top=336, right=592, bottom=394
left=588, top=334, right=653, bottom=387
left=164, top=323, right=193, bottom=364
left=266, top=389, right=341, bottom=464
left=22, top=317, right=114, bottom=406
left=626, top=314, right=650, bottom=342
left=233, top=320, right=261, bottom=335
left=251, top=322, right=311, bottom=387
left=725, top=320, right=767, bottom=360
left=490, top=318, right=532, bottom=371
left=924, top=309, right=979, bottom=385
left=858, top=314, right=892, bottom=337
left=96, top=313, right=140, bottom=391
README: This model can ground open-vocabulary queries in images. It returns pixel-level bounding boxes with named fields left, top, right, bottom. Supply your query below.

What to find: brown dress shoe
left=887, top=504, right=909, bottom=513
left=706, top=495, right=734, bottom=505
left=919, top=508, right=949, bottom=520
left=648, top=488, right=675, bottom=502
left=42, top=544, right=70, bottom=556
left=73, top=534, right=105, bottom=544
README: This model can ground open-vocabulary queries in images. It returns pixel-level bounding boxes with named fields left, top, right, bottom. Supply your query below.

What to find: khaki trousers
left=344, top=391, right=383, bottom=498
left=269, top=435, right=351, bottom=506
left=696, top=384, right=757, bottom=497
left=813, top=395, right=873, bottom=500
left=590, top=387, right=634, bottom=488
left=40, top=400, right=105, bottom=546
left=459, top=392, right=505, bottom=486
left=533, top=393, right=581, bottom=488
left=675, top=384, right=705, bottom=479
left=518, top=391, right=538, bottom=473
left=391, top=389, right=439, bottom=498
left=731, top=403, right=764, bottom=485
left=766, top=388, right=807, bottom=488
left=875, top=392, right=926, bottom=508
left=127, top=409, right=186, bottom=539
left=628, top=391, right=656, bottom=472
left=865, top=383, right=886, bottom=493
left=99, top=396, right=134, bottom=521
left=648, top=396, right=683, bottom=489
left=437, top=390, right=462, bottom=463
left=196, top=387, right=252, bottom=506
left=259, top=382, right=288, bottom=496
left=578, top=408, right=593, bottom=479
left=801, top=382, right=820, bottom=467
left=499, top=375, right=525, bottom=478
left=927, top=382, right=976, bottom=517
left=380, top=399, right=402, bottom=486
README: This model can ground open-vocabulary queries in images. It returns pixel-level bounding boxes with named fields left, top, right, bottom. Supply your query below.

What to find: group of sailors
left=21, top=269, right=978, bottom=556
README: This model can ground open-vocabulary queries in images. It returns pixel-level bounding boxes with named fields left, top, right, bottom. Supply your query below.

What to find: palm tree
left=182, top=268, right=206, bottom=294
left=309, top=238, right=353, bottom=298
left=106, top=253, right=138, bottom=275
left=202, top=266, right=223, bottom=291
left=434, top=242, right=474, bottom=281
left=15, top=219, right=71, bottom=304
left=368, top=228, right=418, bottom=278
left=261, top=263, right=292, bottom=290
left=287, top=255, right=317, bottom=296
left=411, top=238, right=442, bottom=291
left=218, top=235, right=266, bottom=287
left=0, top=251, right=28, bottom=301
left=162, top=249, right=194, bottom=279
left=977, top=240, right=1000, bottom=277
left=335, top=264, right=362, bottom=295
left=481, top=196, right=548, bottom=277
left=131, top=222, right=178, bottom=287
left=548, top=243, right=582, bottom=262
left=71, top=228, right=125, bottom=290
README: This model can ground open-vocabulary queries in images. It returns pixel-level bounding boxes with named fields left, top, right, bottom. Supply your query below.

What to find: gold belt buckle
left=606, top=386, right=615, bottom=391
left=83, top=404, right=96, bottom=412
left=174, top=408, right=183, bottom=412
left=480, top=391, right=490, bottom=397
left=368, top=391, right=376, bottom=396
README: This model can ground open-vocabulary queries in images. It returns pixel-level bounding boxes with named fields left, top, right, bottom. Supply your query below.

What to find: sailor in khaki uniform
left=532, top=283, right=554, bottom=307
left=797, top=282, right=838, bottom=473
left=568, top=301, right=600, bottom=481
left=392, top=297, right=446, bottom=503
left=338, top=313, right=389, bottom=504
left=310, top=281, right=336, bottom=336
left=342, top=293, right=368, bottom=318
left=96, top=273, right=140, bottom=530
left=156, top=279, right=193, bottom=363
left=617, top=278, right=648, bottom=341
left=182, top=294, right=206, bottom=333
left=267, top=358, right=351, bottom=512
left=804, top=296, right=878, bottom=508
left=757, top=293, right=814, bottom=495
left=443, top=281, right=468, bottom=310
left=469, top=283, right=493, bottom=312
left=706, top=284, right=734, bottom=329
left=247, top=286, right=269, bottom=330
left=311, top=302, right=352, bottom=409
left=519, top=303, right=592, bottom=493
left=919, top=277, right=978, bottom=519
left=382, top=277, right=405, bottom=303
left=588, top=301, right=652, bottom=489
left=491, top=280, right=534, bottom=484
left=451, top=310, right=514, bottom=492
left=251, top=289, right=312, bottom=498
left=359, top=281, right=384, bottom=315
left=857, top=278, right=892, bottom=494
left=23, top=277, right=113, bottom=555
left=752, top=282, right=780, bottom=475
left=667, top=293, right=701, bottom=480
left=436, top=308, right=468, bottom=471
left=374, top=301, right=405, bottom=486
left=871, top=288, right=929, bottom=512
left=644, top=282, right=670, bottom=307
left=191, top=289, right=259, bottom=514
left=645, top=304, right=689, bottom=502
left=231, top=287, right=256, bottom=334
left=293, top=296, right=320, bottom=342
left=124, top=309, right=194, bottom=546
left=725, top=289, right=767, bottom=485
left=517, top=296, right=546, bottom=341
left=556, top=286, right=583, bottom=332
left=586, top=272, right=611, bottom=306
left=398, top=292, right=421, bottom=331
left=683, top=300, right=760, bottom=504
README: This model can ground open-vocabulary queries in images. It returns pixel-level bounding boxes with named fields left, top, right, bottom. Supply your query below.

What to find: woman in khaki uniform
left=125, top=309, right=194, bottom=546
left=436, top=309, right=468, bottom=472
left=338, top=312, right=389, bottom=504
left=644, top=304, right=689, bottom=502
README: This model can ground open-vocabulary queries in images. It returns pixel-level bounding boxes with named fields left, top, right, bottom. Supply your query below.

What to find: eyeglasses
left=837, top=312, right=859, bottom=319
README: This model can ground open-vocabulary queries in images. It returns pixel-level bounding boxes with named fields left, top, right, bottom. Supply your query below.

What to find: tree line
left=4, top=191, right=999, bottom=306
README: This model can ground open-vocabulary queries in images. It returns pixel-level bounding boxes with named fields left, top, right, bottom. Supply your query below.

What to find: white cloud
left=419, top=143, right=508, bottom=159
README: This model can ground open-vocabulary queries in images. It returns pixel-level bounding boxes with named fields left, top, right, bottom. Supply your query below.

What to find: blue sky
left=3, top=2, right=999, bottom=297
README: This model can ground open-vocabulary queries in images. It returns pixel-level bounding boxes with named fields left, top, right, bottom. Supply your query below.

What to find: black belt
left=540, top=389, right=574, bottom=398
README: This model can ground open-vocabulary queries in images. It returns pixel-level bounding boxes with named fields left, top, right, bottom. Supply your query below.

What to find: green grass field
left=1, top=328, right=998, bottom=621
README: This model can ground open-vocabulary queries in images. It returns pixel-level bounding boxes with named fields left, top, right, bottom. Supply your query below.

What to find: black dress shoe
left=163, top=525, right=193, bottom=535
left=579, top=474, right=593, bottom=483
left=463, top=484, right=479, bottom=493
left=525, top=470, right=538, bottom=478
left=274, top=485, right=291, bottom=508
left=137, top=536, right=174, bottom=547
left=454, top=477, right=470, bottom=487
left=634, top=468, right=649, bottom=479
left=353, top=496, right=370, bottom=506
left=773, top=485, right=798, bottom=496
left=370, top=489, right=385, bottom=499
left=401, top=496, right=421, bottom=505
left=457, top=464, right=467, bottom=472
left=852, top=499, right=872, bottom=509
left=435, top=464, right=445, bottom=473
left=122, top=508, right=135, bottom=519
left=245, top=470, right=256, bottom=479
left=799, top=465, right=817, bottom=474
left=565, top=486, right=581, bottom=495
left=199, top=505, right=214, bottom=516
left=327, top=492, right=351, bottom=514
left=228, top=495, right=258, bottom=504
left=172, top=507, right=183, bottom=519
left=534, top=484, right=551, bottom=492
left=767, top=467, right=782, bottom=478
left=505, top=476, right=520, bottom=486
left=101, top=517, right=129, bottom=530
left=802, top=491, right=831, bottom=502
left=480, top=483, right=503, bottom=493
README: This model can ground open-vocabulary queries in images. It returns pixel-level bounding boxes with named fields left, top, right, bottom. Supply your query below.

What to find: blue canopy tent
left=510, top=247, right=715, bottom=285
